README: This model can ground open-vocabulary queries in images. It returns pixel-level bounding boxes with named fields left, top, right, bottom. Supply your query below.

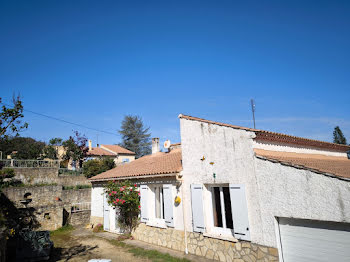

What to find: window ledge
left=203, top=232, right=238, bottom=243
left=146, top=220, right=167, bottom=229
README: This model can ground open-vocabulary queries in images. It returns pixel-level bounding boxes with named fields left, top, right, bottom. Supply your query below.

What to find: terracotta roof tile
left=87, top=147, right=116, bottom=156
left=179, top=114, right=350, bottom=152
left=101, top=145, right=135, bottom=155
left=89, top=148, right=182, bottom=181
left=254, top=149, right=350, bottom=179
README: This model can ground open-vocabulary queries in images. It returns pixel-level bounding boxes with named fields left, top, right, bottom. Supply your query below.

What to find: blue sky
left=1, top=0, right=349, bottom=146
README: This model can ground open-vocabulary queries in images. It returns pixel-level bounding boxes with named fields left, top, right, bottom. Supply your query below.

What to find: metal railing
left=71, top=202, right=91, bottom=213
left=0, top=159, right=60, bottom=168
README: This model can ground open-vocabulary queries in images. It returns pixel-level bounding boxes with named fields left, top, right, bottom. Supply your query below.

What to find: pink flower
left=109, top=193, right=111, bottom=196
left=134, top=184, right=137, bottom=187
left=116, top=199, right=119, bottom=202
left=130, top=188, right=133, bottom=191
left=120, top=187, right=124, bottom=191
left=138, top=193, right=140, bottom=196
left=138, top=205, right=141, bottom=209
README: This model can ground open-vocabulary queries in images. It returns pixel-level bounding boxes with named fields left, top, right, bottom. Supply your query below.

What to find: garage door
left=278, top=218, right=350, bottom=262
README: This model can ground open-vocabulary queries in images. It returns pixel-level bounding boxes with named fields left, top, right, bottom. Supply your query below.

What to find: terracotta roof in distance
left=89, top=148, right=182, bottom=181
left=101, top=145, right=135, bottom=155
left=254, top=149, right=350, bottom=179
left=87, top=147, right=116, bottom=156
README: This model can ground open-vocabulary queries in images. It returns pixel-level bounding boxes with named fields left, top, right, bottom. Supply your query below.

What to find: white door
left=278, top=218, right=350, bottom=262
left=103, top=193, right=110, bottom=231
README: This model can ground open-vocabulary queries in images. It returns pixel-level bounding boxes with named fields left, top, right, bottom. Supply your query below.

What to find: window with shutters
left=208, top=185, right=234, bottom=237
left=153, top=186, right=165, bottom=219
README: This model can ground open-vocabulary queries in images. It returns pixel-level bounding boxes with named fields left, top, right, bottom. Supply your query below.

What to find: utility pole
left=251, top=99, right=256, bottom=129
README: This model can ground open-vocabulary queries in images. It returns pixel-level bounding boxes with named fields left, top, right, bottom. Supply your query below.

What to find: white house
left=90, top=114, right=350, bottom=262
left=86, top=140, right=136, bottom=165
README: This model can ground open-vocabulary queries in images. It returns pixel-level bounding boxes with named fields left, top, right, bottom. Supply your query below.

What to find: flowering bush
left=105, top=180, right=140, bottom=233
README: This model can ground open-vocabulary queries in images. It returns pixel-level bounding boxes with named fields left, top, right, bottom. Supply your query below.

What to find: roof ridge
left=179, top=114, right=350, bottom=151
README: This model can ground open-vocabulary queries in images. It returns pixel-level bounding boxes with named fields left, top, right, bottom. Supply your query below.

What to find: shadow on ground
left=50, top=243, right=98, bottom=261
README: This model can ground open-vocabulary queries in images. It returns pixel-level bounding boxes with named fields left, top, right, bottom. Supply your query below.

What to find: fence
left=0, top=159, right=60, bottom=168
left=71, top=202, right=91, bottom=213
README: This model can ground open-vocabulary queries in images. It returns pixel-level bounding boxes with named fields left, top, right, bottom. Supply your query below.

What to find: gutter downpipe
left=177, top=174, right=188, bottom=254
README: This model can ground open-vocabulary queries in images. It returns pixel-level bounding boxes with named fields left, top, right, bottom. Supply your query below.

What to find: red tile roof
left=101, top=145, right=135, bottom=155
left=87, top=147, right=116, bottom=156
left=179, top=114, right=350, bottom=153
left=89, top=148, right=182, bottom=181
left=254, top=149, right=350, bottom=179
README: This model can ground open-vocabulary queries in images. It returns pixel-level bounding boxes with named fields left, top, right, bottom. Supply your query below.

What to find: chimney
left=152, top=138, right=160, bottom=154
left=88, top=140, right=92, bottom=150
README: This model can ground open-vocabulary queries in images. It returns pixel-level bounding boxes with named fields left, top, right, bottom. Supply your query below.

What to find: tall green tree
left=118, top=115, right=151, bottom=158
left=333, top=126, right=347, bottom=145
left=42, top=138, right=63, bottom=160
left=0, top=96, right=28, bottom=138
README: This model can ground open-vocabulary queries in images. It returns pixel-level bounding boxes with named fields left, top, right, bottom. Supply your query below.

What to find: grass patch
left=50, top=224, right=74, bottom=236
left=107, top=238, right=190, bottom=262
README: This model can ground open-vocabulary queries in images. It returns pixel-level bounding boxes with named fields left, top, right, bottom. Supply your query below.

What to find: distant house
left=86, top=140, right=136, bottom=165
left=89, top=115, right=350, bottom=262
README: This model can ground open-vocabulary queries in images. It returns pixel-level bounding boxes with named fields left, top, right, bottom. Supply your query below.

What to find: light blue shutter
left=163, top=184, right=174, bottom=227
left=229, top=184, right=251, bottom=241
left=140, top=185, right=149, bottom=222
left=190, top=184, right=205, bottom=233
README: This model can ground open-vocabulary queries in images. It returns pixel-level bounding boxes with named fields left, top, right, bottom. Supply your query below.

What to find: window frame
left=207, top=184, right=234, bottom=237
left=146, top=184, right=167, bottom=228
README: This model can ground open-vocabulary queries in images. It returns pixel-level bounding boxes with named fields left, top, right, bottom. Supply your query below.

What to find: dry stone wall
left=133, top=224, right=278, bottom=262
left=2, top=186, right=91, bottom=230
left=12, top=168, right=90, bottom=186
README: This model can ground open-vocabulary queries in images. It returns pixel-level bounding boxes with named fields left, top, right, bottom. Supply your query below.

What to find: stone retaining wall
left=12, top=168, right=90, bottom=186
left=2, top=187, right=91, bottom=230
left=133, top=224, right=278, bottom=262
left=70, top=210, right=90, bottom=226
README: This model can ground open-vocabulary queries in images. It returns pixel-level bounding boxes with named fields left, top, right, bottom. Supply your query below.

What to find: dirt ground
left=50, top=228, right=150, bottom=262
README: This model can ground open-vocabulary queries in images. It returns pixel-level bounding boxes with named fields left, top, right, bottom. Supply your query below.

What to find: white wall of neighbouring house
left=254, top=158, right=350, bottom=247
left=91, top=184, right=104, bottom=223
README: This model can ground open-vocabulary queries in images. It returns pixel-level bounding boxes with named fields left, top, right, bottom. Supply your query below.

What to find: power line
left=0, top=101, right=120, bottom=137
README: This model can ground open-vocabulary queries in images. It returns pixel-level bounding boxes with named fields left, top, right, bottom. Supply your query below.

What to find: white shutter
left=163, top=184, right=174, bottom=227
left=190, top=184, right=205, bottom=233
left=229, top=184, right=250, bottom=241
left=140, top=185, right=149, bottom=222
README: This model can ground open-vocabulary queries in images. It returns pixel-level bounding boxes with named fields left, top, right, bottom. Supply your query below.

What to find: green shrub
left=82, top=158, right=115, bottom=178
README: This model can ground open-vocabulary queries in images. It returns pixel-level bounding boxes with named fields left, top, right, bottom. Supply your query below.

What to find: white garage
left=278, top=218, right=350, bottom=262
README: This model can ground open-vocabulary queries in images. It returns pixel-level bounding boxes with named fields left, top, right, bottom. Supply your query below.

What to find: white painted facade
left=90, top=116, right=350, bottom=258
left=179, top=117, right=350, bottom=249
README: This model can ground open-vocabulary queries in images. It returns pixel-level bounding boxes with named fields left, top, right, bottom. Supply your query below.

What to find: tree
left=82, top=158, right=115, bottom=178
left=118, top=115, right=151, bottom=158
left=62, top=131, right=88, bottom=168
left=0, top=96, right=28, bottom=138
left=42, top=138, right=63, bottom=160
left=0, top=137, right=45, bottom=159
left=333, top=126, right=347, bottom=145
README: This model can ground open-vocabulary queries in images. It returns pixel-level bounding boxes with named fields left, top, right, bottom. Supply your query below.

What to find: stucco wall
left=253, top=140, right=347, bottom=157
left=179, top=117, right=350, bottom=250
left=254, top=157, right=350, bottom=247
left=179, top=118, right=260, bottom=237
